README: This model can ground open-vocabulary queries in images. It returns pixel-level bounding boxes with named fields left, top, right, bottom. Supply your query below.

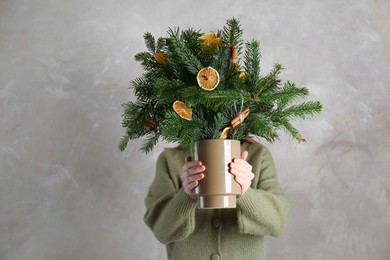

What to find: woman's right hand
left=181, top=156, right=205, bottom=196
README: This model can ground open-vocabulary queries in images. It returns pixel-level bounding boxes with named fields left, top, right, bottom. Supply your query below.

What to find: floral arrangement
left=119, top=18, right=322, bottom=153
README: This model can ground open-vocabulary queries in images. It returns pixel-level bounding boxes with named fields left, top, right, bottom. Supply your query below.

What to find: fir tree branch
left=252, top=63, right=284, bottom=100
left=167, top=27, right=180, bottom=39
left=155, top=78, right=185, bottom=103
left=280, top=101, right=323, bottom=120
left=156, top=37, right=166, bottom=52
left=130, top=76, right=154, bottom=100
left=118, top=135, right=130, bottom=151
left=134, top=52, right=157, bottom=72
left=276, top=118, right=305, bottom=142
left=245, top=115, right=279, bottom=142
left=166, top=37, right=203, bottom=75
left=141, top=133, right=160, bottom=153
left=181, top=28, right=202, bottom=51
left=253, top=81, right=309, bottom=105
left=244, top=40, right=261, bottom=80
left=222, top=17, right=244, bottom=53
left=143, top=32, right=156, bottom=53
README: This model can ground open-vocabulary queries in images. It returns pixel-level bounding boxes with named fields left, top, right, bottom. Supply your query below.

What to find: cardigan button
left=212, top=218, right=221, bottom=228
left=211, top=253, right=220, bottom=260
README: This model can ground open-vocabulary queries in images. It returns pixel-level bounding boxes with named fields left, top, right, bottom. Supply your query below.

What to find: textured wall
left=1, top=0, right=389, bottom=259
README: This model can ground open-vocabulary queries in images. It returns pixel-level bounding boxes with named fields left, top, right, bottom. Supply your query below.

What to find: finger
left=233, top=176, right=246, bottom=192
left=188, top=173, right=204, bottom=183
left=184, top=160, right=203, bottom=172
left=187, top=162, right=205, bottom=176
left=230, top=167, right=253, bottom=178
left=229, top=167, right=244, bottom=178
left=234, top=175, right=252, bottom=188
left=231, top=159, right=252, bottom=172
left=186, top=180, right=199, bottom=194
left=189, top=181, right=199, bottom=190
left=183, top=178, right=198, bottom=190
left=230, top=166, right=255, bottom=180
left=233, top=151, right=249, bottom=166
left=234, top=176, right=251, bottom=194
left=192, top=173, right=205, bottom=186
left=234, top=176, right=247, bottom=186
left=241, top=150, right=248, bottom=161
left=183, top=174, right=203, bottom=194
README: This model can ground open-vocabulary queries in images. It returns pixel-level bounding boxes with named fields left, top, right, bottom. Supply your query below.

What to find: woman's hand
left=181, top=156, right=205, bottom=196
left=229, top=151, right=255, bottom=194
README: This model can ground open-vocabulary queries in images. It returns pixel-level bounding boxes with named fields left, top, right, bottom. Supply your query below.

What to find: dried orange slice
left=154, top=52, right=167, bottom=64
left=197, top=66, right=220, bottom=91
left=239, top=71, right=248, bottom=82
left=173, top=101, right=192, bottom=120
left=199, top=32, right=222, bottom=51
left=220, top=127, right=230, bottom=139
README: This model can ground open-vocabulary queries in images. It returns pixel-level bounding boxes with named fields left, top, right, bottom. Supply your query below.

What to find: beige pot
left=193, top=139, right=241, bottom=209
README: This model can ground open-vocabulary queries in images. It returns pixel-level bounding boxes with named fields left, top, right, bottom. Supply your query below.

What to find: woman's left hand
left=229, top=151, right=255, bottom=194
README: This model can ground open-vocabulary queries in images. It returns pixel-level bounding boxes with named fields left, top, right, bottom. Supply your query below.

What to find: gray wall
left=1, top=0, right=389, bottom=259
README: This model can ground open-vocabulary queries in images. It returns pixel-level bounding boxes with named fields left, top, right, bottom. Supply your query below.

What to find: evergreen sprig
left=119, top=18, right=323, bottom=153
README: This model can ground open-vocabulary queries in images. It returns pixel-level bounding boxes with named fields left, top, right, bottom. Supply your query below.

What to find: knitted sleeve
left=236, top=144, right=290, bottom=237
left=143, top=150, right=198, bottom=244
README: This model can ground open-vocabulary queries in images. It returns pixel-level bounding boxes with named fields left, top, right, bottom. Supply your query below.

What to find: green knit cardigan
left=144, top=141, right=290, bottom=260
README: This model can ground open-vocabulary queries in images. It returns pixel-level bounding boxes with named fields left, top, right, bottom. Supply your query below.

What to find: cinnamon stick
left=230, top=107, right=250, bottom=128
left=229, top=45, right=238, bottom=71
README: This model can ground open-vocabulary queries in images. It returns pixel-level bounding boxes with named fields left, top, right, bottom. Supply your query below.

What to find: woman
left=144, top=139, right=290, bottom=260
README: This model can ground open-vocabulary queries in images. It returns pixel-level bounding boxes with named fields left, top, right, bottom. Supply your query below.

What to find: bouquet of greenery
left=119, top=18, right=322, bottom=153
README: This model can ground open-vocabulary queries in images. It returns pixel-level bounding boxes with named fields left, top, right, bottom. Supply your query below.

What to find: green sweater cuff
left=236, top=187, right=259, bottom=212
left=175, top=188, right=198, bottom=215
